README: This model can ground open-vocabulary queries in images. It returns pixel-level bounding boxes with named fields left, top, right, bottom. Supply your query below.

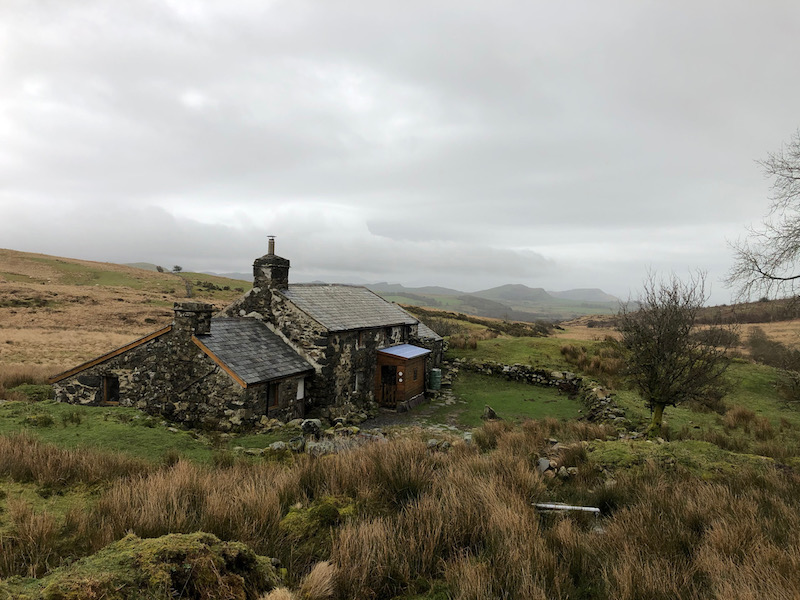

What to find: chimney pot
left=268, top=236, right=275, bottom=255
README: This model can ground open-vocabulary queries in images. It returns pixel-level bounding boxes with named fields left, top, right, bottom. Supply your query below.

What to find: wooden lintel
left=192, top=336, right=248, bottom=388
left=49, top=326, right=173, bottom=384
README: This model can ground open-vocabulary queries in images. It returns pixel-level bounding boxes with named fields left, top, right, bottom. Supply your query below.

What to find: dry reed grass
left=448, top=329, right=498, bottom=350
left=3, top=422, right=800, bottom=598
left=560, top=342, right=624, bottom=383
left=724, top=405, right=757, bottom=430
left=0, top=363, right=52, bottom=388
left=0, top=432, right=149, bottom=487
left=0, top=499, right=59, bottom=577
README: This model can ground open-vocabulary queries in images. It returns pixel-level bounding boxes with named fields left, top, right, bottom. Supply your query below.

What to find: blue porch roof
left=378, top=344, right=431, bottom=360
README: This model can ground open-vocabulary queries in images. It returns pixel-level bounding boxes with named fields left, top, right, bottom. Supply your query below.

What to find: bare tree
left=728, top=129, right=800, bottom=299
left=618, top=273, right=732, bottom=436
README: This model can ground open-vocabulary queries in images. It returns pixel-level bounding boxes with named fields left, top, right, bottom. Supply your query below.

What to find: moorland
left=2, top=249, right=800, bottom=599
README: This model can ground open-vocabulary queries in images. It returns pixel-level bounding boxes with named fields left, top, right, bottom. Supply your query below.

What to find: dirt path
left=361, top=388, right=469, bottom=433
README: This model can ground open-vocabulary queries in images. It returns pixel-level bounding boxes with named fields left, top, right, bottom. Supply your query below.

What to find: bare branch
left=729, top=129, right=800, bottom=300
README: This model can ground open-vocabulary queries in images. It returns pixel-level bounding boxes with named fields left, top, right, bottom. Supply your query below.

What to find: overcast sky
left=2, top=1, right=799, bottom=303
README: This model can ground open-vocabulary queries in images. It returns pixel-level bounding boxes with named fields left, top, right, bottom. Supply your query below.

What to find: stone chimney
left=253, top=235, right=290, bottom=290
left=173, top=302, right=213, bottom=336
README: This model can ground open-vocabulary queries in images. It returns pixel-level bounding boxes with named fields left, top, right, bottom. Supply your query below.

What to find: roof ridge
left=288, top=282, right=366, bottom=288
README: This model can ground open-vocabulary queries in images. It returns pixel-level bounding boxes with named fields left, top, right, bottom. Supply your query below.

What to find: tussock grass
left=0, top=364, right=52, bottom=388
left=0, top=364, right=55, bottom=401
left=3, top=421, right=800, bottom=598
left=0, top=499, right=59, bottom=577
left=724, top=405, right=757, bottom=429
left=0, top=432, right=149, bottom=487
left=558, top=340, right=625, bottom=386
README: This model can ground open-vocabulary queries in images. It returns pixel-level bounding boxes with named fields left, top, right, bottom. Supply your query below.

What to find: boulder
left=301, top=419, right=322, bottom=436
left=288, top=436, right=305, bottom=452
left=482, top=405, right=501, bottom=420
left=305, top=439, right=335, bottom=456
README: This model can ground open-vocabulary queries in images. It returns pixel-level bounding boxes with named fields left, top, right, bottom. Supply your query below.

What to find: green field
left=29, top=257, right=172, bottom=290
left=447, top=335, right=584, bottom=370
left=441, top=372, right=583, bottom=427
left=0, top=397, right=290, bottom=464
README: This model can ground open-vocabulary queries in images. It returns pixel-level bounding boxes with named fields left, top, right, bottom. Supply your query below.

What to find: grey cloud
left=2, top=1, right=800, bottom=301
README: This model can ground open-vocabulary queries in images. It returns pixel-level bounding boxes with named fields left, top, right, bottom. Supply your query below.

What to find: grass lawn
left=0, top=398, right=293, bottom=463
left=441, top=371, right=584, bottom=427
left=29, top=257, right=157, bottom=290
left=0, top=400, right=214, bottom=462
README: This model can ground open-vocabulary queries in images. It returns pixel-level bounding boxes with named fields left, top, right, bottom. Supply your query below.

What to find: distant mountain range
left=371, top=281, right=619, bottom=305
left=124, top=264, right=620, bottom=322
left=366, top=282, right=620, bottom=322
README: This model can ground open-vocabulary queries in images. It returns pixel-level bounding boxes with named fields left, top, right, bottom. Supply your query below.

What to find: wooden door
left=380, top=365, right=397, bottom=406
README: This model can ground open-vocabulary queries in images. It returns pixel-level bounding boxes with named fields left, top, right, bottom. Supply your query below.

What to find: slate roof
left=379, top=344, right=431, bottom=360
left=281, top=284, right=418, bottom=332
left=415, top=321, right=443, bottom=342
left=196, top=318, right=313, bottom=386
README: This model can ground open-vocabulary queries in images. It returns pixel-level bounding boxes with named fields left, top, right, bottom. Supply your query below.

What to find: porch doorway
left=379, top=365, right=397, bottom=407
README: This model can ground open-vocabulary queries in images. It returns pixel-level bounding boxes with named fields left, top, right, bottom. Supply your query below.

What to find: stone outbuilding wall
left=52, top=303, right=307, bottom=431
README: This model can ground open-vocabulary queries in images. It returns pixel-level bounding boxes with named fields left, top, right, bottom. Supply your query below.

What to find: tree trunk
left=648, top=403, right=665, bottom=437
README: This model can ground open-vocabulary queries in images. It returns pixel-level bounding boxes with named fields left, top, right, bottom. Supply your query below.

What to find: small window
left=101, top=375, right=120, bottom=405
left=357, top=331, right=365, bottom=349
left=413, top=368, right=418, bottom=381
left=268, top=383, right=280, bottom=408
left=353, top=372, right=364, bottom=393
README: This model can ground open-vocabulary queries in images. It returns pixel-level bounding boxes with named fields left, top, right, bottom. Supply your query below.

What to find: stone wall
left=318, top=326, right=416, bottom=418
left=411, top=333, right=446, bottom=378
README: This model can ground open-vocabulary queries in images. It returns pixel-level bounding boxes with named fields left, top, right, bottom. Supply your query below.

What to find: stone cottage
left=50, top=239, right=443, bottom=428
left=219, top=237, right=443, bottom=417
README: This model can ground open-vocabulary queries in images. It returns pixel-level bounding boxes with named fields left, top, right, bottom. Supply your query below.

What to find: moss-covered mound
left=4, top=532, right=281, bottom=600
